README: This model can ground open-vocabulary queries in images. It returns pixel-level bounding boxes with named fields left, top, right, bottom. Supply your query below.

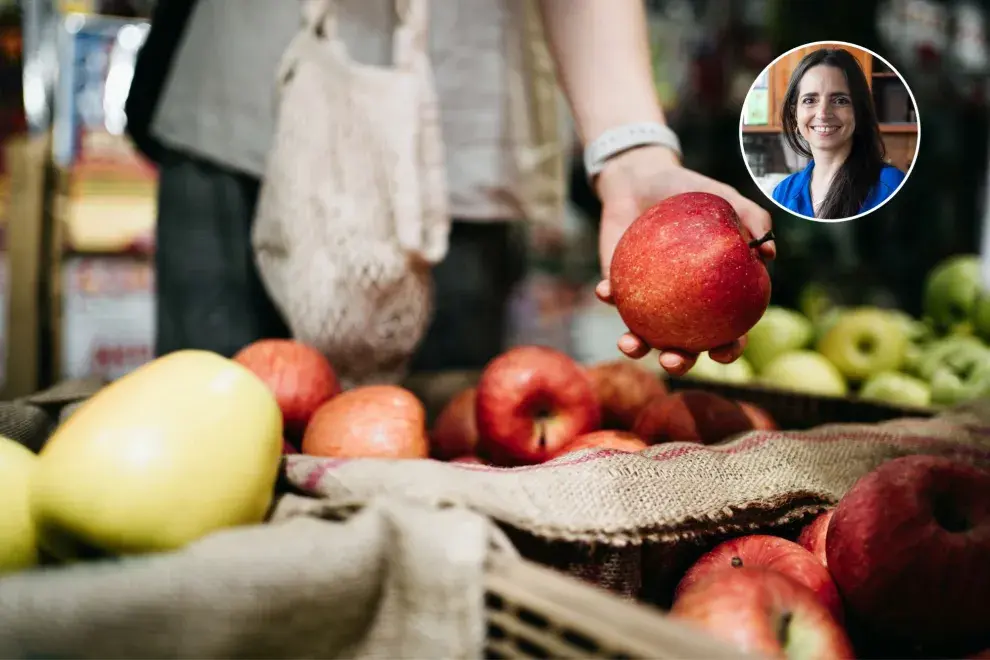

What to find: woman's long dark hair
left=780, top=48, right=886, bottom=219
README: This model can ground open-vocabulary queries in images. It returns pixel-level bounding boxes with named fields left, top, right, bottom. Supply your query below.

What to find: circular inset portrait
left=739, top=41, right=919, bottom=223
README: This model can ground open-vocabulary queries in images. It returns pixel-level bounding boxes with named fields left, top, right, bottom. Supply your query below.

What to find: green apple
left=0, top=435, right=39, bottom=574
left=743, top=306, right=813, bottom=373
left=30, top=350, right=284, bottom=559
left=972, top=289, right=990, bottom=343
left=914, top=335, right=989, bottom=381
left=816, top=308, right=909, bottom=382
left=922, top=254, right=980, bottom=335
left=812, top=306, right=845, bottom=344
left=759, top=350, right=848, bottom=397
left=859, top=371, right=932, bottom=408
left=929, top=357, right=990, bottom=406
left=684, top=352, right=754, bottom=384
left=887, top=310, right=935, bottom=345
left=797, top=282, right=838, bottom=324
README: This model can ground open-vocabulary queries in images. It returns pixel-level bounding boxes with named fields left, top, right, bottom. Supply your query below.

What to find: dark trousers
left=154, top=152, right=525, bottom=371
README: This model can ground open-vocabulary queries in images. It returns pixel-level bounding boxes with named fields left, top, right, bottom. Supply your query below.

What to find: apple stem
left=537, top=421, right=547, bottom=451
left=748, top=230, right=775, bottom=249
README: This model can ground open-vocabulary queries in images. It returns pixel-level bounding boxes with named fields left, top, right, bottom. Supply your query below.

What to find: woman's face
left=795, top=64, right=856, bottom=153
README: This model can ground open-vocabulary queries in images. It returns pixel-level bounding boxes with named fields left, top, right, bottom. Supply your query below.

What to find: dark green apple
left=922, top=254, right=980, bottom=335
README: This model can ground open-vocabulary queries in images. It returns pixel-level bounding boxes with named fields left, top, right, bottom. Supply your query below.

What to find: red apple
left=301, top=385, right=428, bottom=459
left=556, top=430, right=648, bottom=457
left=632, top=390, right=753, bottom=445
left=675, top=534, right=843, bottom=622
left=450, top=455, right=485, bottom=465
left=739, top=401, right=779, bottom=431
left=586, top=360, right=667, bottom=430
left=609, top=192, right=771, bottom=353
left=234, top=339, right=341, bottom=438
left=671, top=567, right=854, bottom=660
left=475, top=345, right=600, bottom=466
left=430, top=387, right=479, bottom=461
left=797, top=509, right=834, bottom=567
left=826, top=455, right=990, bottom=647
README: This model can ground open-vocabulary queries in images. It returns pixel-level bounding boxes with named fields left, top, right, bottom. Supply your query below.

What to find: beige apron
left=251, top=0, right=449, bottom=389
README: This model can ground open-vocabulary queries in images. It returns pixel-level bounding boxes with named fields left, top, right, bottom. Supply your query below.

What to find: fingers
left=708, top=336, right=747, bottom=364
left=618, top=333, right=651, bottom=359
left=595, top=279, right=614, bottom=305
left=657, top=350, right=698, bottom=377
left=736, top=198, right=776, bottom=261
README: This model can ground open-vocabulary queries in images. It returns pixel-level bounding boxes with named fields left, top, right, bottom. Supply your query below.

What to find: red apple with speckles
left=797, top=509, right=834, bottom=567
left=826, top=455, right=990, bottom=648
left=671, top=568, right=854, bottom=660
left=475, top=345, right=600, bottom=466
left=430, top=387, right=479, bottom=461
left=302, top=385, right=428, bottom=459
left=609, top=192, right=771, bottom=353
left=234, top=339, right=340, bottom=438
left=555, top=430, right=648, bottom=457
left=675, top=534, right=843, bottom=622
left=586, top=360, right=667, bottom=430
left=632, top=390, right=753, bottom=445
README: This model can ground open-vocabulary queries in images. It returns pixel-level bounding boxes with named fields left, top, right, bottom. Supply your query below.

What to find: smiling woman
left=770, top=47, right=906, bottom=220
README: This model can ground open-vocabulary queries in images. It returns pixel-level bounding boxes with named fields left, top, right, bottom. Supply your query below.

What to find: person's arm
left=535, top=0, right=667, bottom=146
left=535, top=0, right=775, bottom=376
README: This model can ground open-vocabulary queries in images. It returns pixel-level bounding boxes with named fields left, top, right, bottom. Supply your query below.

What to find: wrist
left=593, top=144, right=681, bottom=200
left=583, top=121, right=682, bottom=183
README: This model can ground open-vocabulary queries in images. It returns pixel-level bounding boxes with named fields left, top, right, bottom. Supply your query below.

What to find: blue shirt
left=772, top=161, right=906, bottom=219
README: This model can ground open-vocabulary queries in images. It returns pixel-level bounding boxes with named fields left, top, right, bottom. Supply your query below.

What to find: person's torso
left=772, top=162, right=906, bottom=219
left=151, top=0, right=539, bottom=222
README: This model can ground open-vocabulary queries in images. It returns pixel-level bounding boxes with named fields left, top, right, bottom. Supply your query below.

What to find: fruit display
left=682, top=253, right=990, bottom=409
left=670, top=455, right=990, bottom=659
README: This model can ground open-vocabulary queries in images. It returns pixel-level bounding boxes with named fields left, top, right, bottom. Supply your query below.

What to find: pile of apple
left=685, top=254, right=990, bottom=410
left=668, top=454, right=990, bottom=660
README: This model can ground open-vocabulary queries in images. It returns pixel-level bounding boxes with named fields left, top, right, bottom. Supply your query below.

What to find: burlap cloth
left=1, top=378, right=989, bottom=658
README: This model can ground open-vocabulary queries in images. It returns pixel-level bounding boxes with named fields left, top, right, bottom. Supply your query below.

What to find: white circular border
left=738, top=40, right=922, bottom=224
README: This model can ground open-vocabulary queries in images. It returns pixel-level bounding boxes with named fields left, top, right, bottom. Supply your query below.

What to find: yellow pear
left=0, top=436, right=39, bottom=573
left=31, top=350, right=283, bottom=558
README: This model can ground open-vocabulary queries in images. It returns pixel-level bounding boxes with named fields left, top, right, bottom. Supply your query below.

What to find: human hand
left=593, top=145, right=776, bottom=376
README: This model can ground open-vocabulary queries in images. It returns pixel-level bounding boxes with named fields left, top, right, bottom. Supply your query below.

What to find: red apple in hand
left=556, top=430, right=648, bottom=457
left=797, top=509, right=834, bottom=567
left=632, top=390, right=753, bottom=445
left=430, top=387, right=479, bottom=461
left=475, top=345, right=600, bottom=466
left=234, top=339, right=341, bottom=438
left=609, top=192, right=772, bottom=354
left=302, top=385, right=428, bottom=459
left=826, top=455, right=990, bottom=647
left=586, top=360, right=667, bottom=430
left=671, top=568, right=854, bottom=660
left=675, top=534, right=843, bottom=622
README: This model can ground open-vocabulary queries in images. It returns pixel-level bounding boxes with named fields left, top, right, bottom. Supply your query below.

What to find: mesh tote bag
left=252, top=0, right=450, bottom=388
